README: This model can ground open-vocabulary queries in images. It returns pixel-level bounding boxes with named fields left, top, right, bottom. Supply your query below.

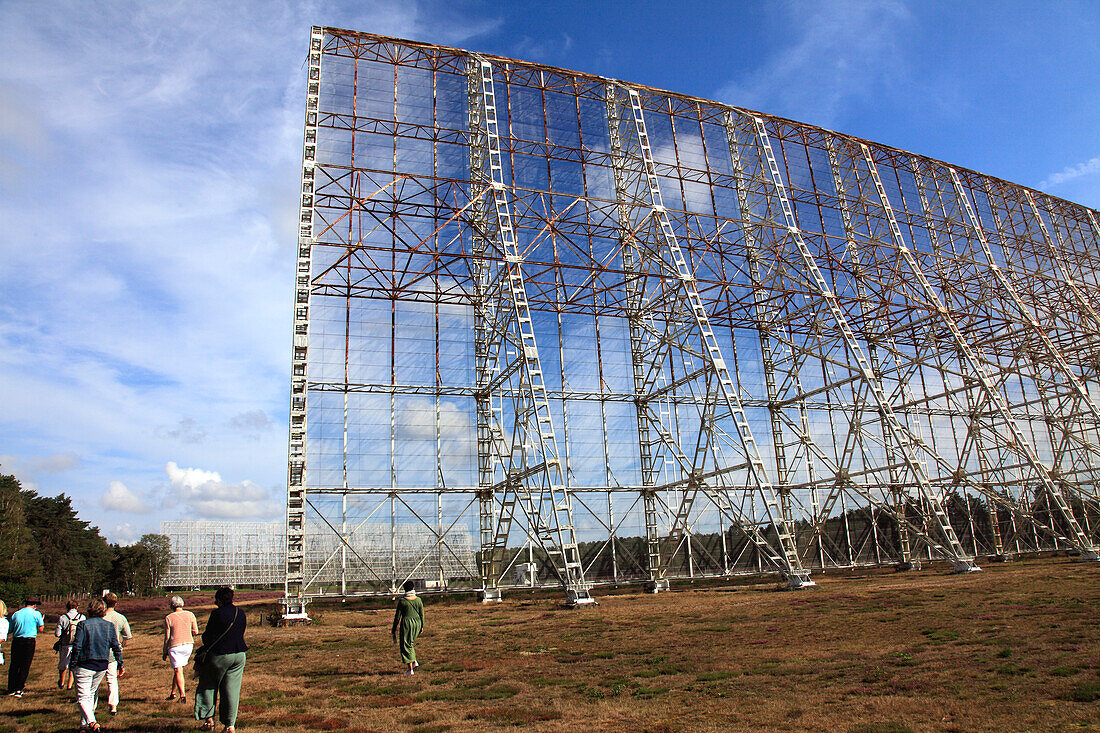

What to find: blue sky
left=1, top=0, right=1097, bottom=543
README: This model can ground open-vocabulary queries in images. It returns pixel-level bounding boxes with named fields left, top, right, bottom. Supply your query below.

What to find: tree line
left=0, top=474, right=171, bottom=602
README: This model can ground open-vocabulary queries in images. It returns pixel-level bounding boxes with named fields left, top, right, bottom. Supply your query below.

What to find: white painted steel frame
left=284, top=27, right=1100, bottom=608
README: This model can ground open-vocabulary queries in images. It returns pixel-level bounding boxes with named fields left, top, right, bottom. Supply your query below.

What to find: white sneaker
left=413, top=662, right=420, bottom=668
left=404, top=669, right=415, bottom=675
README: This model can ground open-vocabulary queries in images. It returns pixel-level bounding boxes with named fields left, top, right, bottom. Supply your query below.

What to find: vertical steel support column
left=466, top=57, right=594, bottom=605
left=721, top=111, right=798, bottom=561
left=604, top=83, right=672, bottom=591
left=744, top=119, right=977, bottom=571
left=825, top=139, right=914, bottom=568
left=605, top=87, right=812, bottom=588
left=284, top=25, right=324, bottom=618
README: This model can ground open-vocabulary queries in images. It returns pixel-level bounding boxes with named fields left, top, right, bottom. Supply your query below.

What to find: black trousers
left=7, top=637, right=36, bottom=693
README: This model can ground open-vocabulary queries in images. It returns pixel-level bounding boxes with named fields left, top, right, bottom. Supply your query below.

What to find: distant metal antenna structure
left=284, top=27, right=1100, bottom=613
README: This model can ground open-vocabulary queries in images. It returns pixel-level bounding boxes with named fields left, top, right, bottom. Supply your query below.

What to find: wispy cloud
left=158, top=419, right=207, bottom=445
left=0, top=0, right=499, bottom=543
left=111, top=523, right=141, bottom=545
left=227, top=409, right=275, bottom=437
left=1041, top=156, right=1100, bottom=189
left=510, top=33, right=575, bottom=63
left=0, top=453, right=81, bottom=475
left=715, top=0, right=912, bottom=127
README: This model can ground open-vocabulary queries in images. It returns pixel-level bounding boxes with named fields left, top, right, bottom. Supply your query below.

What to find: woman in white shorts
left=162, top=596, right=199, bottom=703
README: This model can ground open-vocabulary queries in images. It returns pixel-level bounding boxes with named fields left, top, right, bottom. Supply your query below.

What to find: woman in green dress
left=391, top=580, right=424, bottom=675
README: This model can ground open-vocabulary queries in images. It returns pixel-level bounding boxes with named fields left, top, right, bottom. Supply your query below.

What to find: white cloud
left=715, top=0, right=911, bottom=127
left=0, top=1, right=499, bottom=533
left=101, top=481, right=152, bottom=514
left=165, top=461, right=280, bottom=519
left=0, top=452, right=80, bottom=475
left=397, top=397, right=472, bottom=441
left=110, top=523, right=141, bottom=545
left=1041, top=157, right=1100, bottom=189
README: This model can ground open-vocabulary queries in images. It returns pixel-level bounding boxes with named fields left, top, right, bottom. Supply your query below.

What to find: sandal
left=166, top=694, right=177, bottom=701
left=200, top=721, right=215, bottom=731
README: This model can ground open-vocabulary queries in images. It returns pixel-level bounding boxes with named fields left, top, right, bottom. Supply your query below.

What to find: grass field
left=1, top=557, right=1098, bottom=732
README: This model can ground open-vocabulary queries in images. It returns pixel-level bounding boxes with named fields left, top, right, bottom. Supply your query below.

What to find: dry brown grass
left=1, top=557, right=1098, bottom=731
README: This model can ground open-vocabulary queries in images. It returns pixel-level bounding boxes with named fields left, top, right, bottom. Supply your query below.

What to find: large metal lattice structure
left=164, top=521, right=285, bottom=588
left=164, top=520, right=473, bottom=591
left=285, top=27, right=1100, bottom=607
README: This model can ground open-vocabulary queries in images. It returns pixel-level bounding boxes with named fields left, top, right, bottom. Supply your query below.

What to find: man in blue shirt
left=7, top=597, right=45, bottom=698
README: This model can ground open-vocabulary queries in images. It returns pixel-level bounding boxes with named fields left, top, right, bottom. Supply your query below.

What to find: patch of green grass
left=528, top=675, right=568, bottom=686
left=995, top=662, right=1033, bottom=676
left=861, top=667, right=890, bottom=684
left=1050, top=666, right=1079, bottom=677
left=418, top=683, right=519, bottom=701
left=1063, top=681, right=1100, bottom=702
left=996, top=647, right=1012, bottom=659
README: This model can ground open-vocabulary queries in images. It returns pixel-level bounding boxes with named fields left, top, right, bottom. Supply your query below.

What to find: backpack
left=59, top=611, right=85, bottom=645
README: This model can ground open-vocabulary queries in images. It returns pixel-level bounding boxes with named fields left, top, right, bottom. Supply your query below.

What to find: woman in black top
left=194, top=587, right=247, bottom=733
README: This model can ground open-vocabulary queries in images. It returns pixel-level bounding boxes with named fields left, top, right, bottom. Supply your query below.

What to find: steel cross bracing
left=1002, top=190, right=1100, bottom=500
left=721, top=114, right=872, bottom=570
left=466, top=57, right=595, bottom=605
left=1023, top=192, right=1100, bottom=336
left=894, top=159, right=1089, bottom=555
left=734, top=115, right=977, bottom=571
left=896, top=157, right=1100, bottom=558
left=605, top=84, right=813, bottom=589
left=943, top=168, right=1100, bottom=560
left=986, top=188, right=1100, bottom=502
left=286, top=29, right=1100, bottom=605
left=858, top=144, right=1099, bottom=562
left=824, top=137, right=918, bottom=566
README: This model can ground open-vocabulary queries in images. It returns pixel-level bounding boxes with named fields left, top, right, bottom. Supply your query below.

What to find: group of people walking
left=1, top=587, right=250, bottom=732
left=1, top=582, right=426, bottom=730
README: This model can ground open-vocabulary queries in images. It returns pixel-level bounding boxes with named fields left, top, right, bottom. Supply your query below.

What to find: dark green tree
left=21, top=487, right=113, bottom=596
left=106, top=543, right=147, bottom=595
left=137, top=533, right=171, bottom=591
left=0, top=475, right=42, bottom=601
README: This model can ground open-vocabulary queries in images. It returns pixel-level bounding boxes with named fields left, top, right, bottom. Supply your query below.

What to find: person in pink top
left=162, top=596, right=199, bottom=703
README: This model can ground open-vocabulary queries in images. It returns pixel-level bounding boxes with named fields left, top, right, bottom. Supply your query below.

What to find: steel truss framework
left=285, top=27, right=1100, bottom=606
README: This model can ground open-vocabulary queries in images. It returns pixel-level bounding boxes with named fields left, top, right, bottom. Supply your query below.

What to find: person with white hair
left=162, top=596, right=198, bottom=703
